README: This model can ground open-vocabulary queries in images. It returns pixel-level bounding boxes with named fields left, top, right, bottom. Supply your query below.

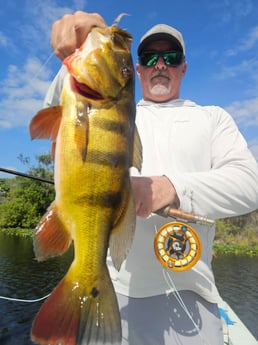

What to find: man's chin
left=150, top=85, right=170, bottom=96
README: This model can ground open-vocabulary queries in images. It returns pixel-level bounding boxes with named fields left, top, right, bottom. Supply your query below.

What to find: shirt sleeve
left=43, top=65, right=67, bottom=108
left=168, top=106, right=258, bottom=219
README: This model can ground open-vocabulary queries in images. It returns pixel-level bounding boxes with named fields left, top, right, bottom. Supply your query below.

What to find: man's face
left=136, top=40, right=187, bottom=102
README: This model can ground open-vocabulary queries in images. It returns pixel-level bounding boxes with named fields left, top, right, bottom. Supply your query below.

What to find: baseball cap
left=137, top=24, right=185, bottom=56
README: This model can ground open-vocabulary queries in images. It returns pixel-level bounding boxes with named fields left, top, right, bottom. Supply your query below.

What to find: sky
left=0, top=0, right=258, bottom=178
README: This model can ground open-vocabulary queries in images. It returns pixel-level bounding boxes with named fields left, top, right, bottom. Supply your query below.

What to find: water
left=212, top=254, right=258, bottom=339
left=0, top=233, right=73, bottom=345
left=0, top=233, right=257, bottom=344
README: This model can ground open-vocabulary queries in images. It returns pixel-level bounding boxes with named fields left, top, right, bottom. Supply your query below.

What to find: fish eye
left=121, top=66, right=132, bottom=78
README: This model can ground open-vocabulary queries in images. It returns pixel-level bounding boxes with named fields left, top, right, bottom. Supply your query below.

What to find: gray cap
left=137, top=24, right=185, bottom=56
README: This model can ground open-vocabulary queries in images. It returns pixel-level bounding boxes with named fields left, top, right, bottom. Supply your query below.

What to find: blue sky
left=1, top=0, right=258, bottom=178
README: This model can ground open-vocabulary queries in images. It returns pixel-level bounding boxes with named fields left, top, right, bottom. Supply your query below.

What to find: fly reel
left=154, top=221, right=201, bottom=271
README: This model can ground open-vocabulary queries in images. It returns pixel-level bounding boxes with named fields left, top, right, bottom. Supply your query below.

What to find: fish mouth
left=70, top=76, right=103, bottom=100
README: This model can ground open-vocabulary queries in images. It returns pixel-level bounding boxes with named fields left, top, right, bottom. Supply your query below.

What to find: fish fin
left=51, top=141, right=56, bottom=160
left=31, top=267, right=121, bottom=345
left=33, top=202, right=72, bottom=261
left=132, top=126, right=142, bottom=172
left=29, top=106, right=62, bottom=141
left=74, top=105, right=89, bottom=161
left=109, top=192, right=136, bottom=271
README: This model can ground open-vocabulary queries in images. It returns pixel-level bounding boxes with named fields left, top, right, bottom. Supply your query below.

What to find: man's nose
left=155, top=56, right=167, bottom=69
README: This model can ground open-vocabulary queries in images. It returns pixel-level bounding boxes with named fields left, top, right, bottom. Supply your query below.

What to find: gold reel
left=154, top=221, right=201, bottom=271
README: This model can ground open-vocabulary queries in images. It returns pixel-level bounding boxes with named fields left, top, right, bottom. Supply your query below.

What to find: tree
left=0, top=153, right=55, bottom=229
left=0, top=179, right=10, bottom=201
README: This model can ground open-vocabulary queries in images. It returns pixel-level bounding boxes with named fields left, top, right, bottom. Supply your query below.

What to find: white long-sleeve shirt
left=107, top=98, right=258, bottom=303
left=44, top=67, right=258, bottom=303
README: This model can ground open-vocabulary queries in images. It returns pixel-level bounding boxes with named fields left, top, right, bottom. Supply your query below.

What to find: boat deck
left=220, top=301, right=257, bottom=345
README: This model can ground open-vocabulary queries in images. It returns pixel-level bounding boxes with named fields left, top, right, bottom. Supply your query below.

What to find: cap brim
left=137, top=33, right=183, bottom=55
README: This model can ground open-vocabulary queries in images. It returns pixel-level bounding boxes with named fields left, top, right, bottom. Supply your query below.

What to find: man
left=45, top=11, right=258, bottom=345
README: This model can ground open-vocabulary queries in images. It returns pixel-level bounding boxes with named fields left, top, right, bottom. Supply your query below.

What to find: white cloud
left=215, top=25, right=258, bottom=83
left=225, top=96, right=258, bottom=163
left=0, top=57, right=52, bottom=128
left=0, top=0, right=88, bottom=130
left=214, top=26, right=258, bottom=101
left=0, top=30, right=18, bottom=55
left=225, top=97, right=258, bottom=127
left=0, top=31, right=8, bottom=47
left=209, top=0, right=253, bottom=25
left=216, top=57, right=258, bottom=80
left=21, top=1, right=74, bottom=54
left=226, top=25, right=258, bottom=56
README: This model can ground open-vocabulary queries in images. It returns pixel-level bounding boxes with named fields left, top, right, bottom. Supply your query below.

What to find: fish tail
left=31, top=266, right=121, bottom=345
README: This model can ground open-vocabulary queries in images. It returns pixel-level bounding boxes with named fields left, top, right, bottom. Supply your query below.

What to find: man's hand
left=131, top=176, right=180, bottom=218
left=51, top=11, right=107, bottom=60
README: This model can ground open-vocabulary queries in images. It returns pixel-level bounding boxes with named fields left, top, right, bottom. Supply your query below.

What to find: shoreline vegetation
left=1, top=224, right=258, bottom=256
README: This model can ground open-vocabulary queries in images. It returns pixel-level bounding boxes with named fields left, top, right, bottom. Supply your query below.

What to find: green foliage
left=213, top=212, right=258, bottom=255
left=0, top=153, right=55, bottom=228
left=215, top=212, right=258, bottom=247
left=213, top=243, right=258, bottom=256
left=0, top=227, right=34, bottom=238
left=0, top=179, right=11, bottom=201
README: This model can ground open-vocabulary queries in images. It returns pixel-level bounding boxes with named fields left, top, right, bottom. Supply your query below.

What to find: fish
left=29, top=21, right=142, bottom=345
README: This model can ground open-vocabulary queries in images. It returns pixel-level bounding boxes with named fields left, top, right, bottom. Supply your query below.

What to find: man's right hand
left=51, top=11, right=107, bottom=61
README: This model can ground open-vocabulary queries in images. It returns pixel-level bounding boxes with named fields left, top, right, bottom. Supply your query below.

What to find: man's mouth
left=151, top=72, right=169, bottom=83
left=152, top=75, right=168, bottom=81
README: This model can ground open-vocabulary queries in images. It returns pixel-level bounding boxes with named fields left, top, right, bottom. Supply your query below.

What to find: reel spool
left=154, top=221, right=201, bottom=271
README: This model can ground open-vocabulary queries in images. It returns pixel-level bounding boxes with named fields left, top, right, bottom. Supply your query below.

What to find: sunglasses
left=138, top=51, right=185, bottom=67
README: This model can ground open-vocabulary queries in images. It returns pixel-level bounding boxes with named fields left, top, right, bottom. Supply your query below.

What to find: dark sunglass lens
left=139, top=51, right=184, bottom=67
left=139, top=53, right=159, bottom=66
left=163, top=52, right=184, bottom=66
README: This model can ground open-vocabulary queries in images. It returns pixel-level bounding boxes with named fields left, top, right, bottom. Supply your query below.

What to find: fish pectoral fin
left=33, top=202, right=72, bottom=261
left=31, top=267, right=121, bottom=345
left=132, top=126, right=142, bottom=172
left=109, top=192, right=136, bottom=271
left=29, top=106, right=62, bottom=141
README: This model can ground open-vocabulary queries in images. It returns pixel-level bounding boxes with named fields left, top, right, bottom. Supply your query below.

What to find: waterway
left=0, top=232, right=257, bottom=344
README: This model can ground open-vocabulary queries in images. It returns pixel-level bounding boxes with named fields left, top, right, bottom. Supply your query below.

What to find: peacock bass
left=29, top=22, right=142, bottom=345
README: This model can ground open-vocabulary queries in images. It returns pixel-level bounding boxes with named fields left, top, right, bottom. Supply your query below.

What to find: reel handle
left=155, top=206, right=215, bottom=227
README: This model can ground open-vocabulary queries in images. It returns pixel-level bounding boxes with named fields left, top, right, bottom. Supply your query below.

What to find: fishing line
left=33, top=17, right=91, bottom=79
left=27, top=13, right=132, bottom=103
left=33, top=50, right=57, bottom=83
left=162, top=270, right=211, bottom=345
left=0, top=293, right=51, bottom=303
left=23, top=21, right=82, bottom=107
left=152, top=219, right=212, bottom=345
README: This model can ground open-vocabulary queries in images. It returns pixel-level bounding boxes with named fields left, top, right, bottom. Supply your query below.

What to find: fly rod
left=0, top=167, right=54, bottom=184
